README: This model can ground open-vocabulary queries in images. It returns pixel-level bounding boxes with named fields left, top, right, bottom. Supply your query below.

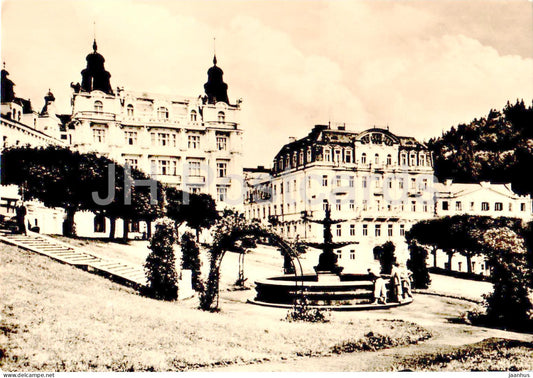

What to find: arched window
left=126, top=104, right=134, bottom=117
left=386, top=154, right=392, bottom=166
left=94, top=101, right=103, bottom=113
left=157, top=107, right=169, bottom=119
left=361, top=152, right=367, bottom=164
left=190, top=110, right=197, bottom=122
left=374, top=153, right=379, bottom=165
left=218, top=111, right=225, bottom=123
left=401, top=152, right=407, bottom=166
left=306, top=148, right=312, bottom=163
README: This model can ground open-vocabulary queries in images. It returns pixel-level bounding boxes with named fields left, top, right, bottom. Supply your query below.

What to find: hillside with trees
left=428, top=100, right=533, bottom=197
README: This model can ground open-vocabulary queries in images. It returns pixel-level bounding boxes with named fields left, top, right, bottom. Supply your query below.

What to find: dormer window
left=157, top=107, right=169, bottom=119
left=126, top=104, right=134, bottom=117
left=191, top=110, right=197, bottom=122
left=94, top=101, right=103, bottom=113
left=324, top=148, right=331, bottom=162
left=218, top=111, right=225, bottom=123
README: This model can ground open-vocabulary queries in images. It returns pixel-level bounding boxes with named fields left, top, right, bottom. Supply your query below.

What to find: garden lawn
left=1, top=244, right=431, bottom=372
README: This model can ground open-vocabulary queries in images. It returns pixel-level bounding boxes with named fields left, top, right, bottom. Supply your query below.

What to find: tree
left=429, top=100, right=533, bottom=200
left=180, top=231, right=203, bottom=291
left=373, top=241, right=396, bottom=274
left=406, top=243, right=431, bottom=289
left=143, top=218, right=179, bottom=300
left=480, top=227, right=532, bottom=331
left=166, top=187, right=219, bottom=241
left=1, top=146, right=109, bottom=236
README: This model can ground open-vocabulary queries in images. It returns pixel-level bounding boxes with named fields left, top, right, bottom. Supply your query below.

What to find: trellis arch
left=199, top=218, right=304, bottom=312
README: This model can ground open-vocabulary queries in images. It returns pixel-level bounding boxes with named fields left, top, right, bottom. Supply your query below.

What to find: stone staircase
left=0, top=230, right=147, bottom=288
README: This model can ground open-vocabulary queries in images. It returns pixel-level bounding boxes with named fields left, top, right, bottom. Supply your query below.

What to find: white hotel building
left=245, top=125, right=436, bottom=271
left=1, top=40, right=244, bottom=237
left=244, top=124, right=533, bottom=274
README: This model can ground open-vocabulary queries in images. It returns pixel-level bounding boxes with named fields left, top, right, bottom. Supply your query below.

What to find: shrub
left=373, top=241, right=397, bottom=274
left=180, top=232, right=204, bottom=292
left=285, top=295, right=330, bottom=323
left=407, top=243, right=431, bottom=289
left=144, top=218, right=179, bottom=300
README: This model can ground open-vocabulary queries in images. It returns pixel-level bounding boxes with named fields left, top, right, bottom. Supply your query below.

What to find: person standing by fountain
left=390, top=263, right=403, bottom=302
left=368, top=269, right=387, bottom=304
left=399, top=265, right=413, bottom=301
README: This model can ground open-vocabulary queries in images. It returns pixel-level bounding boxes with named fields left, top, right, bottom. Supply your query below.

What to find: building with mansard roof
left=245, top=124, right=436, bottom=272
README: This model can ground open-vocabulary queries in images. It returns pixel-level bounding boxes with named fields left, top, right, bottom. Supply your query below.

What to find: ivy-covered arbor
left=199, top=211, right=305, bottom=312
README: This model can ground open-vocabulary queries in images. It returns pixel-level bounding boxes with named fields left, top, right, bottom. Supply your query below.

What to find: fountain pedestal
left=316, top=272, right=341, bottom=283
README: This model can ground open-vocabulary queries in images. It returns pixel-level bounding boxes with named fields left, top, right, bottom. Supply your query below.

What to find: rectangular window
left=362, top=176, right=367, bottom=188
left=399, top=178, right=404, bottom=189
left=350, top=224, right=355, bottom=236
left=349, top=176, right=354, bottom=187
left=345, top=149, right=353, bottom=163
left=322, top=175, right=328, bottom=186
left=470, top=202, right=475, bottom=211
left=216, top=162, right=227, bottom=178
left=349, top=200, right=355, bottom=210
left=216, top=136, right=227, bottom=151
left=188, top=161, right=201, bottom=176
left=410, top=178, right=416, bottom=189
left=188, top=135, right=200, bottom=149
left=336, top=224, right=341, bottom=237
left=336, top=199, right=341, bottom=211
left=455, top=201, right=462, bottom=211
left=92, top=128, right=106, bottom=143
left=375, top=224, right=381, bottom=237
left=495, top=202, right=503, bottom=211
left=124, top=158, right=138, bottom=170
left=217, top=186, right=228, bottom=202
left=520, top=203, right=526, bottom=212
left=362, top=224, right=368, bottom=236
left=350, top=250, right=355, bottom=260
left=400, top=224, right=405, bottom=236
left=442, top=201, right=449, bottom=211
left=362, top=200, right=368, bottom=211
left=336, top=175, right=341, bottom=187
left=336, top=249, right=342, bottom=259
left=124, top=131, right=137, bottom=145
left=481, top=202, right=489, bottom=211
left=158, top=132, right=169, bottom=146
left=411, top=201, right=416, bottom=212
left=388, top=224, right=393, bottom=237
left=509, top=203, right=513, bottom=212
left=423, top=201, right=428, bottom=212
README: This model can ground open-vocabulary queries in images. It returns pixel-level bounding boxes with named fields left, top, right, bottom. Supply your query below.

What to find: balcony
left=183, top=175, right=206, bottom=185
left=78, top=111, right=116, bottom=121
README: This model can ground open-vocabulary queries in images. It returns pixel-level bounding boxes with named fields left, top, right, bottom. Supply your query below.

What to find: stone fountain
left=249, top=202, right=413, bottom=310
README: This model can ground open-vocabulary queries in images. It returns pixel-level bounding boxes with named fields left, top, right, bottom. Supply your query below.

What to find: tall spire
left=92, top=21, right=97, bottom=52
left=213, top=37, right=217, bottom=66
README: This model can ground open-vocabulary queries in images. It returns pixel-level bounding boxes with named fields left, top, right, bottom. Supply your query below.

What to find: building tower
left=204, top=55, right=229, bottom=104
left=77, top=39, right=113, bottom=95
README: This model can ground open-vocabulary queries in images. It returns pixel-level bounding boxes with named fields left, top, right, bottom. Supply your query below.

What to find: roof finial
left=2, top=61, right=5, bottom=70
left=213, top=37, right=217, bottom=65
left=92, top=21, right=97, bottom=52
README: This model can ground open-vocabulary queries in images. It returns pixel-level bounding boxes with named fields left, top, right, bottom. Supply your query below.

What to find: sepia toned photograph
left=1, top=0, right=532, bottom=373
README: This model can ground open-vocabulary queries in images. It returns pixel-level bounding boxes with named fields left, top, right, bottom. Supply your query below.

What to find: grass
left=398, top=338, right=533, bottom=371
left=1, top=244, right=432, bottom=372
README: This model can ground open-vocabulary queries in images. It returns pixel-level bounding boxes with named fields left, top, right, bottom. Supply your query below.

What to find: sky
left=2, top=0, right=533, bottom=167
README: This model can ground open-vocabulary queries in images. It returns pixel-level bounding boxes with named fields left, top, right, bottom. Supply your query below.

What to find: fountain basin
left=248, top=273, right=413, bottom=311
